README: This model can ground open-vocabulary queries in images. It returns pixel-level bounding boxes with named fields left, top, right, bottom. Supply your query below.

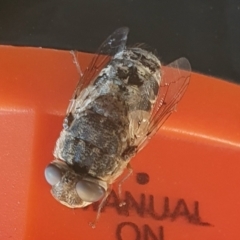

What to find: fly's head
left=44, top=160, right=107, bottom=208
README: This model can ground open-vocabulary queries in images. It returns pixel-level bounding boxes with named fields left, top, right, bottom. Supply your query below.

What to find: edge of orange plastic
left=0, top=45, right=240, bottom=240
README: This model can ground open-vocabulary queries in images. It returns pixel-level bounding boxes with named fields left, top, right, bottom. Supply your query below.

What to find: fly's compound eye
left=76, top=181, right=105, bottom=202
left=44, top=164, right=62, bottom=186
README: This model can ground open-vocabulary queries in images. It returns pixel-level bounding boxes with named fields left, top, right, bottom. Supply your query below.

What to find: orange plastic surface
left=0, top=45, right=240, bottom=240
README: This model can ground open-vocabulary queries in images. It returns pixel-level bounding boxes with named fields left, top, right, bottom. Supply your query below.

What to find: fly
left=44, top=27, right=191, bottom=227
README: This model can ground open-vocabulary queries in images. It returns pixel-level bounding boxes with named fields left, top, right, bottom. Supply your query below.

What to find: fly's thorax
left=54, top=114, right=129, bottom=165
left=44, top=159, right=108, bottom=208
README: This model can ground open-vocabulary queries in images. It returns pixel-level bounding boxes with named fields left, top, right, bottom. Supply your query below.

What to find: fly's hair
left=131, top=42, right=158, bottom=56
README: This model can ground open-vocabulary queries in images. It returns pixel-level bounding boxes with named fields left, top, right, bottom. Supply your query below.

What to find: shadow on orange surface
left=0, top=46, right=240, bottom=240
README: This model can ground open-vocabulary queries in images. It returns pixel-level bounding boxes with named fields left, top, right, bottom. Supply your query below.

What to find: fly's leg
left=70, top=50, right=83, bottom=77
left=118, top=163, right=133, bottom=207
left=89, top=164, right=132, bottom=228
left=89, top=186, right=112, bottom=228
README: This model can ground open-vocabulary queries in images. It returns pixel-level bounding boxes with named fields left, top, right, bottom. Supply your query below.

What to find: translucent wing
left=72, top=27, right=129, bottom=100
left=137, top=57, right=191, bottom=151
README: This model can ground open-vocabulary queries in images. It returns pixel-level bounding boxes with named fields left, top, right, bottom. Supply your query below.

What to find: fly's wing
left=137, top=57, right=191, bottom=151
left=72, top=27, right=129, bottom=100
